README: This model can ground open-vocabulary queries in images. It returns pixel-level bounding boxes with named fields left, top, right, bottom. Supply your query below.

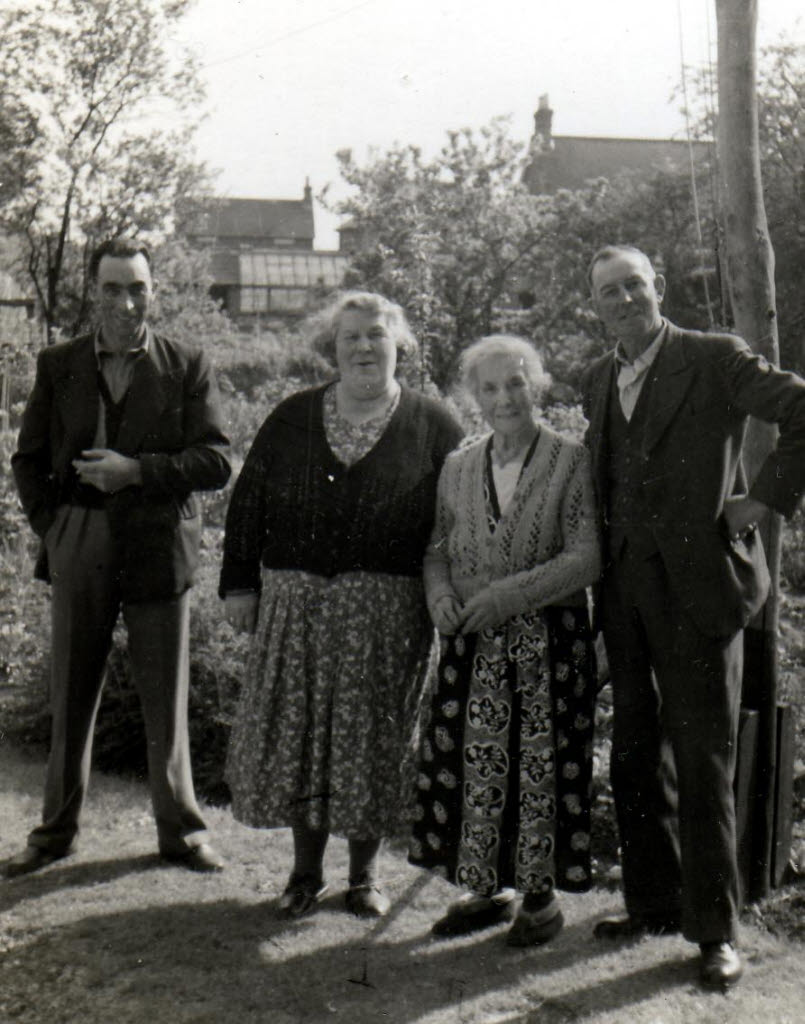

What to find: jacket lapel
left=54, top=337, right=100, bottom=449
left=586, top=353, right=615, bottom=497
left=641, top=324, right=696, bottom=454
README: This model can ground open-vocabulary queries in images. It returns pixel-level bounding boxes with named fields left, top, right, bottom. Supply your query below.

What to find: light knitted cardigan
left=424, top=424, right=601, bottom=624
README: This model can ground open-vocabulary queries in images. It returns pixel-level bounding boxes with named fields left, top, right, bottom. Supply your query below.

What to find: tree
left=716, top=0, right=784, bottom=902
left=680, top=40, right=805, bottom=372
left=512, top=162, right=723, bottom=392
left=148, top=237, right=237, bottom=347
left=756, top=42, right=805, bottom=372
left=330, top=118, right=726, bottom=395
left=329, top=121, right=552, bottom=387
left=0, top=0, right=211, bottom=342
left=676, top=30, right=805, bottom=899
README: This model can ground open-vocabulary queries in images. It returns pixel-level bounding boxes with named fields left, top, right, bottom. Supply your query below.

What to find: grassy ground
left=1, top=743, right=803, bottom=1024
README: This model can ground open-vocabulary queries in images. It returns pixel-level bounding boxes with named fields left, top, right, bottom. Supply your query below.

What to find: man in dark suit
left=581, top=244, right=805, bottom=989
left=5, top=237, right=231, bottom=877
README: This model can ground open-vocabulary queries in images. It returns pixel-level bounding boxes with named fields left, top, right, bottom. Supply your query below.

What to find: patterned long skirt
left=409, top=605, right=596, bottom=895
left=225, top=568, right=434, bottom=839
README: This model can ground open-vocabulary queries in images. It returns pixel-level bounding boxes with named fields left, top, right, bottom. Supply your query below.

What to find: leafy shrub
left=214, top=329, right=332, bottom=396
left=542, top=402, right=587, bottom=443
left=782, top=505, right=805, bottom=592
left=0, top=429, right=50, bottom=729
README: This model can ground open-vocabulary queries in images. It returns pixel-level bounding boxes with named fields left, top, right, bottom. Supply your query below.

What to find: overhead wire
left=677, top=0, right=716, bottom=327
left=704, top=0, right=730, bottom=326
left=199, top=0, right=381, bottom=70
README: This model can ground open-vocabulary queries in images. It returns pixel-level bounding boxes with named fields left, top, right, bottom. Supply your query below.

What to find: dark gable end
left=205, top=198, right=315, bottom=247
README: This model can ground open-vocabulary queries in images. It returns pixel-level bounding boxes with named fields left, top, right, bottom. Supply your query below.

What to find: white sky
left=178, top=0, right=802, bottom=247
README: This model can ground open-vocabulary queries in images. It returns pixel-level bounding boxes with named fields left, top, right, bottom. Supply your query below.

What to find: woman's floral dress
left=225, top=387, right=434, bottom=839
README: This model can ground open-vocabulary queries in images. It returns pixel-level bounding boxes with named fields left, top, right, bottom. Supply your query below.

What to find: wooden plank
left=734, top=707, right=759, bottom=902
left=772, top=704, right=795, bottom=887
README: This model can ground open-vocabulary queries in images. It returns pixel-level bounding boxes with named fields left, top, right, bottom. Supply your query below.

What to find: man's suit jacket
left=12, top=331, right=231, bottom=603
left=581, top=321, right=805, bottom=638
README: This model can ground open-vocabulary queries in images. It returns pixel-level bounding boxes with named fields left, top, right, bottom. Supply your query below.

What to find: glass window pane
left=240, top=287, right=268, bottom=312
left=269, top=288, right=308, bottom=312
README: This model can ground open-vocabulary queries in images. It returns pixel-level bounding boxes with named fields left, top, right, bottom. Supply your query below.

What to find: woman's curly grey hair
left=460, top=334, right=551, bottom=402
left=308, top=291, right=419, bottom=366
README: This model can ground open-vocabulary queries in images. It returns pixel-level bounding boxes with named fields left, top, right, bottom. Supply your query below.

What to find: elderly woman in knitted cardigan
left=221, top=292, right=462, bottom=920
left=409, top=334, right=601, bottom=946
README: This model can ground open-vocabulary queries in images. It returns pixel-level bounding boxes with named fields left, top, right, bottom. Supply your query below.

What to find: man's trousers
left=28, top=505, right=208, bottom=857
left=600, top=547, right=742, bottom=944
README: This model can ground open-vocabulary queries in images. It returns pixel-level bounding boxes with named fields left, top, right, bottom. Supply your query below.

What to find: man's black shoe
left=699, top=942, right=742, bottom=990
left=161, top=843, right=225, bottom=873
left=2, top=845, right=69, bottom=879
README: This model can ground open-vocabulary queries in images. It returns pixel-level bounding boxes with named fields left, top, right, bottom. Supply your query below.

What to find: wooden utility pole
left=715, top=0, right=781, bottom=900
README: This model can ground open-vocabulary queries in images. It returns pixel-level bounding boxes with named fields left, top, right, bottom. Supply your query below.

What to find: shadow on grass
left=514, top=958, right=694, bottom=1024
left=0, top=868, right=695, bottom=1024
left=0, top=853, right=161, bottom=912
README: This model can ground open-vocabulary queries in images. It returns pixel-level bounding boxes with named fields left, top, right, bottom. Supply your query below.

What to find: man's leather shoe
left=699, top=942, right=742, bottom=990
left=593, top=914, right=680, bottom=939
left=2, top=845, right=69, bottom=879
left=162, top=843, right=225, bottom=873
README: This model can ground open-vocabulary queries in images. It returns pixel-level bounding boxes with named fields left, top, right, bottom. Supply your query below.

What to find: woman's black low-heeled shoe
left=431, top=890, right=516, bottom=937
left=277, top=873, right=329, bottom=918
left=506, top=898, right=564, bottom=947
left=345, top=883, right=391, bottom=917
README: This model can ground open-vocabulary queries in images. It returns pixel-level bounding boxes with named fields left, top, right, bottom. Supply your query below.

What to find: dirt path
left=1, top=742, right=803, bottom=1024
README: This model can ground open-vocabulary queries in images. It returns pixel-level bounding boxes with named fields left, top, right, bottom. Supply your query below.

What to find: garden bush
left=782, top=504, right=805, bottom=592
left=0, top=428, right=50, bottom=734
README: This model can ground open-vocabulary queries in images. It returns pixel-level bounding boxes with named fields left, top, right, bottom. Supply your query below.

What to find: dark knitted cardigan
left=219, top=383, right=463, bottom=595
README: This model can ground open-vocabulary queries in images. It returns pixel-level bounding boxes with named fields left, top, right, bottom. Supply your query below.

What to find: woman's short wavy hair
left=308, top=291, right=419, bottom=367
left=459, top=334, right=551, bottom=403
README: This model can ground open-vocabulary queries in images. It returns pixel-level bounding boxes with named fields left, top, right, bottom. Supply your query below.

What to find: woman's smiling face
left=475, top=353, right=536, bottom=437
left=334, top=308, right=397, bottom=399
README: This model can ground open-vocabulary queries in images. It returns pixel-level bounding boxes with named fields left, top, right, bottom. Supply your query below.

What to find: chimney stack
left=534, top=94, right=553, bottom=151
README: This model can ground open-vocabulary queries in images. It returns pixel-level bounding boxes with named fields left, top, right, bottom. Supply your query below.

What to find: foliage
left=782, top=504, right=805, bottom=592
left=328, top=120, right=551, bottom=387
left=509, top=168, right=724, bottom=393
left=0, top=425, right=50, bottom=729
left=333, top=44, right=803, bottom=393
left=0, top=0, right=210, bottom=341
left=149, top=237, right=237, bottom=348
left=329, top=118, right=729, bottom=394
left=213, top=328, right=333, bottom=399
left=680, top=41, right=805, bottom=371
left=757, top=42, right=805, bottom=372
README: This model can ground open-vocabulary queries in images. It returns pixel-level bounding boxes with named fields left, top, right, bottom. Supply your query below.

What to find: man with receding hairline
left=6, top=237, right=231, bottom=878
left=581, top=243, right=805, bottom=989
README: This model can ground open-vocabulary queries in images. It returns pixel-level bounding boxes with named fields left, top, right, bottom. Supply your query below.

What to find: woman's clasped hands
left=431, top=589, right=505, bottom=635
